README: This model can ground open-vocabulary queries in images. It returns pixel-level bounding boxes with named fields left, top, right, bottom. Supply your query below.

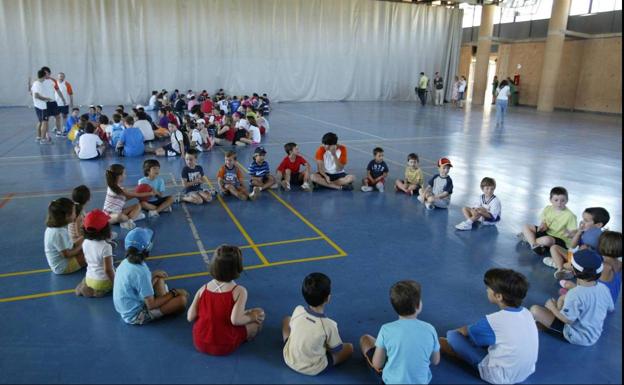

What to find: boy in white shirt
left=75, top=122, right=105, bottom=160
left=456, top=177, right=501, bottom=230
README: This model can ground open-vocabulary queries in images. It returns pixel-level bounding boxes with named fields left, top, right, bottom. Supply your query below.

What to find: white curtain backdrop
left=0, top=0, right=463, bottom=106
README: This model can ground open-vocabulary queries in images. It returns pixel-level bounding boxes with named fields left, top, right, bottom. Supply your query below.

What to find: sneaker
left=375, top=182, right=384, bottom=192
left=35, top=137, right=41, bottom=142
left=54, top=130, right=64, bottom=137
left=134, top=212, right=146, bottom=221
left=417, top=195, right=425, bottom=204
left=361, top=185, right=373, bottom=192
left=455, top=220, right=473, bottom=231
left=148, top=210, right=159, bottom=218
left=120, top=220, right=136, bottom=230
left=249, top=186, right=261, bottom=200
left=40, top=138, right=53, bottom=144
left=301, top=182, right=312, bottom=192
left=542, top=257, right=556, bottom=269
left=164, top=206, right=173, bottom=213
left=425, top=203, right=434, bottom=210
left=342, top=183, right=354, bottom=191
left=554, top=270, right=575, bottom=280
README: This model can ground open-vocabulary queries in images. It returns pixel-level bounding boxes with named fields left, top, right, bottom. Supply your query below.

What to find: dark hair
left=98, top=115, right=109, bottom=125
left=480, top=177, right=496, bottom=189
left=85, top=122, right=95, bottom=134
left=79, top=113, right=89, bottom=123
left=82, top=223, right=112, bottom=241
left=584, top=207, right=610, bottom=227
left=500, top=80, right=509, bottom=88
left=550, top=186, right=568, bottom=200
left=572, top=266, right=601, bottom=281
left=185, top=149, right=198, bottom=159
left=46, top=198, right=74, bottom=227
left=123, top=115, right=135, bottom=126
left=390, top=280, right=421, bottom=316
left=302, top=272, right=331, bottom=307
left=143, top=159, right=160, bottom=176
left=96, top=105, right=103, bottom=110
left=126, top=247, right=149, bottom=264
left=72, top=185, right=91, bottom=216
left=106, top=164, right=125, bottom=195
left=112, top=113, right=122, bottom=123
left=321, top=132, right=338, bottom=146
left=136, top=111, right=149, bottom=121
left=483, top=268, right=529, bottom=308
left=247, top=116, right=258, bottom=127
left=37, top=69, right=46, bottom=78
left=71, top=107, right=79, bottom=112
left=209, top=245, right=243, bottom=282
left=599, top=231, right=622, bottom=259
left=117, top=105, right=124, bottom=111
left=284, top=142, right=297, bottom=155
left=373, top=147, right=384, bottom=156
left=225, top=150, right=237, bottom=159
left=407, top=153, right=419, bottom=162
left=152, top=90, right=158, bottom=95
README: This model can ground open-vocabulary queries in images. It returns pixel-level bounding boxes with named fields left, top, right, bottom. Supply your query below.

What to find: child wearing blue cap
left=530, top=249, right=614, bottom=346
left=113, top=228, right=188, bottom=325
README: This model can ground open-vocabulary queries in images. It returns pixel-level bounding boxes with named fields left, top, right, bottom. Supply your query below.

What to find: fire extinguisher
left=513, top=74, right=520, bottom=86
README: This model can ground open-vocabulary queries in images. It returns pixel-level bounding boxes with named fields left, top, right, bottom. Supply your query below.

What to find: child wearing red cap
left=418, top=158, right=454, bottom=209
left=75, top=209, right=116, bottom=297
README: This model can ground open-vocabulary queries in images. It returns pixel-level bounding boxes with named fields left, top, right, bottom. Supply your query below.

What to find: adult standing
left=417, top=72, right=429, bottom=106
left=491, top=76, right=499, bottom=105
left=433, top=72, right=444, bottom=106
left=310, top=132, right=355, bottom=190
left=56, top=72, right=74, bottom=134
left=494, top=80, right=511, bottom=126
left=42, top=66, right=66, bottom=136
left=457, top=76, right=467, bottom=108
left=451, top=76, right=459, bottom=107
left=30, top=69, right=52, bottom=143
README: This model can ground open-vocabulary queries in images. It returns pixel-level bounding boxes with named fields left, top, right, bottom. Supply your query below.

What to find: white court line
left=171, top=173, right=210, bottom=262
left=279, top=109, right=385, bottom=140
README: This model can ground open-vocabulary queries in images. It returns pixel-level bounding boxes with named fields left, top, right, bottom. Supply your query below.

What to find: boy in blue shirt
left=360, top=280, right=440, bottom=384
left=361, top=147, right=389, bottom=193
left=137, top=159, right=174, bottom=218
left=64, top=107, right=80, bottom=135
left=113, top=228, right=188, bottom=325
left=418, top=157, right=453, bottom=209
left=117, top=116, right=145, bottom=157
left=440, top=269, right=538, bottom=384
left=248, top=146, right=276, bottom=200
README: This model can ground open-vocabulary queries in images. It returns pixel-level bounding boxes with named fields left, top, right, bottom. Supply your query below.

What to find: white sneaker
left=417, top=195, right=425, bottom=204
left=455, top=220, right=473, bottom=231
left=301, top=182, right=312, bottom=192
left=164, top=206, right=173, bottom=213
left=375, top=182, right=384, bottom=192
left=249, top=186, right=261, bottom=200
left=542, top=257, right=556, bottom=269
left=134, top=212, right=146, bottom=221
left=270, top=183, right=279, bottom=190
left=361, top=185, right=373, bottom=192
left=120, top=220, right=136, bottom=230
left=148, top=210, right=159, bottom=218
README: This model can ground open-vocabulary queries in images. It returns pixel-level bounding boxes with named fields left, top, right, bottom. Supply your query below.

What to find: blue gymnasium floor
left=0, top=102, right=621, bottom=384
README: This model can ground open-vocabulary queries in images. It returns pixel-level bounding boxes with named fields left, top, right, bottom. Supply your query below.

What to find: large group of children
left=40, top=89, right=622, bottom=384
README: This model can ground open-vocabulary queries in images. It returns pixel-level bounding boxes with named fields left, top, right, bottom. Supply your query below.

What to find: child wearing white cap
left=113, top=228, right=188, bottom=325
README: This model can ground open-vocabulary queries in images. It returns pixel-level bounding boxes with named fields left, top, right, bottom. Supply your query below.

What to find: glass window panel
left=570, top=0, right=591, bottom=15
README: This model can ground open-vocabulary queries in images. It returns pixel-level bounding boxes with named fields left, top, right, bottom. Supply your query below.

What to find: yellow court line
left=0, top=236, right=325, bottom=278
left=0, top=252, right=346, bottom=303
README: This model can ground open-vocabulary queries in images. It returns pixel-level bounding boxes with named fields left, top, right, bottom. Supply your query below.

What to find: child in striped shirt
left=248, top=146, right=275, bottom=200
left=217, top=151, right=249, bottom=201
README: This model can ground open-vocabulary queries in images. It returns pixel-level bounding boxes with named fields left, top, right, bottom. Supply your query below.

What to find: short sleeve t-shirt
left=31, top=80, right=47, bottom=110
left=113, top=259, right=155, bottom=324
left=539, top=206, right=577, bottom=247
left=120, top=127, right=145, bottom=157
left=83, top=239, right=113, bottom=281
left=103, top=187, right=126, bottom=214
left=428, top=174, right=453, bottom=203
left=405, top=167, right=424, bottom=187
left=44, top=227, right=73, bottom=274
left=277, top=155, right=308, bottom=174
left=315, top=145, right=348, bottom=174
left=367, top=160, right=389, bottom=179
left=217, top=165, right=243, bottom=187
left=182, top=165, right=204, bottom=193
left=248, top=160, right=270, bottom=178
left=561, top=283, right=614, bottom=346
left=375, top=318, right=439, bottom=385
left=138, top=176, right=166, bottom=203
left=248, top=125, right=261, bottom=143
left=77, top=133, right=103, bottom=159
left=472, top=194, right=502, bottom=222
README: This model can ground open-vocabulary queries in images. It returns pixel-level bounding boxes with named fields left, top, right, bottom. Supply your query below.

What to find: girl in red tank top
left=188, top=245, right=265, bottom=356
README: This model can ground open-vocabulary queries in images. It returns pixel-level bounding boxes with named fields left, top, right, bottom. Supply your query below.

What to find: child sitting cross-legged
left=361, top=147, right=389, bottom=193
left=104, top=164, right=153, bottom=230
left=217, top=151, right=249, bottom=201
left=188, top=245, right=265, bottom=355
left=113, top=228, right=188, bottom=325
left=530, top=249, right=614, bottom=346
left=418, top=157, right=453, bottom=209
left=44, top=198, right=86, bottom=274
left=394, top=153, right=424, bottom=196
left=248, top=146, right=276, bottom=201
left=275, top=142, right=312, bottom=192
left=455, top=177, right=501, bottom=231
left=360, top=280, right=440, bottom=384
left=181, top=150, right=213, bottom=205
left=440, top=269, right=538, bottom=384
left=137, top=159, right=174, bottom=217
left=282, top=272, right=353, bottom=375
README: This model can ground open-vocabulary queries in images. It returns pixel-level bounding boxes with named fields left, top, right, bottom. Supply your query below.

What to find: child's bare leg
left=153, top=277, right=168, bottom=297
left=461, top=207, right=473, bottom=220
left=276, top=170, right=286, bottom=187
left=74, top=250, right=87, bottom=267
left=235, top=141, right=247, bottom=147
left=331, top=343, right=354, bottom=366
left=281, top=316, right=291, bottom=342
left=310, top=173, right=341, bottom=190
left=362, top=177, right=371, bottom=187
left=125, top=204, right=142, bottom=220
left=108, top=213, right=127, bottom=225
left=530, top=304, right=556, bottom=328
left=141, top=201, right=157, bottom=211
left=156, top=196, right=175, bottom=212
left=261, top=175, right=275, bottom=190
left=550, top=245, right=567, bottom=271
left=359, top=334, right=376, bottom=356
left=198, top=191, right=212, bottom=203
left=236, top=186, right=250, bottom=200
left=562, top=280, right=576, bottom=290
left=301, top=169, right=311, bottom=184
left=556, top=294, right=566, bottom=309
left=521, top=224, right=538, bottom=247
left=395, top=179, right=408, bottom=192
left=535, top=236, right=555, bottom=248
left=335, top=174, right=355, bottom=186
left=245, top=321, right=262, bottom=341
left=160, top=292, right=188, bottom=316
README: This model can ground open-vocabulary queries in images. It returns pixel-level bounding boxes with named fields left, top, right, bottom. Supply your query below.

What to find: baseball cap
left=135, top=184, right=153, bottom=202
left=571, top=249, right=603, bottom=273
left=125, top=228, right=154, bottom=252
left=135, top=104, right=144, bottom=110
left=438, top=157, right=453, bottom=167
left=195, top=119, right=206, bottom=125
left=253, top=146, right=267, bottom=156
left=83, top=209, right=110, bottom=232
left=581, top=227, right=602, bottom=250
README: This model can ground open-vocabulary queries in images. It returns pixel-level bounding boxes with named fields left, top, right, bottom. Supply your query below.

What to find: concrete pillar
left=472, top=4, right=496, bottom=105
left=537, top=0, right=571, bottom=112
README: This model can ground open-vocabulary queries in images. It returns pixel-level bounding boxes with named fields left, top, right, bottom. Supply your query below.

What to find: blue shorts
left=35, top=107, right=48, bottom=122
left=46, top=101, right=59, bottom=117
left=57, top=105, right=69, bottom=115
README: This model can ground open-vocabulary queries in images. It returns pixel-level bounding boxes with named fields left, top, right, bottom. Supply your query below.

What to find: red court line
left=0, top=193, right=15, bottom=209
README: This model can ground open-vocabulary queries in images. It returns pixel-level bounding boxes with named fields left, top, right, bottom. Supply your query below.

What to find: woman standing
left=451, top=76, right=459, bottom=107
left=494, top=80, right=510, bottom=126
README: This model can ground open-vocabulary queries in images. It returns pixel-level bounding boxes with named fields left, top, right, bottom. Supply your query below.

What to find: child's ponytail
left=106, top=164, right=125, bottom=195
